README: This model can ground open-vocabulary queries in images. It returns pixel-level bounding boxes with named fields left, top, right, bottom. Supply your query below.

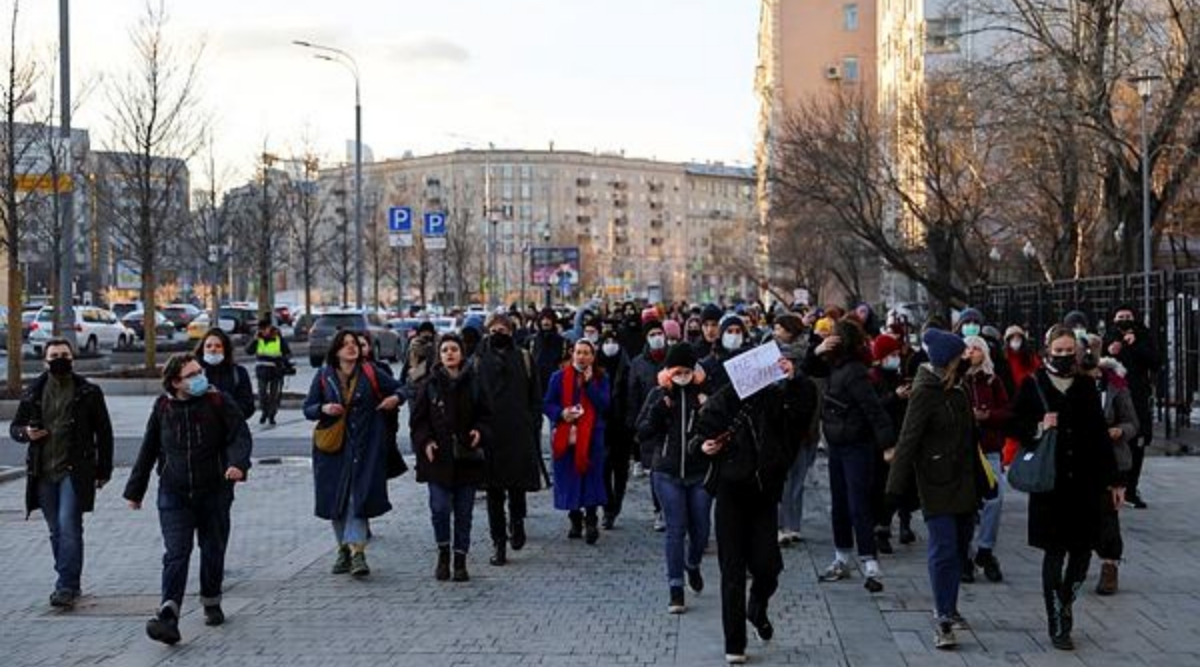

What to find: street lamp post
left=1132, top=70, right=1161, bottom=328
left=293, top=40, right=364, bottom=309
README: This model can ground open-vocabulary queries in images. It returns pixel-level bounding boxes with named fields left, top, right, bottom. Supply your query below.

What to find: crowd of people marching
left=8, top=298, right=1160, bottom=663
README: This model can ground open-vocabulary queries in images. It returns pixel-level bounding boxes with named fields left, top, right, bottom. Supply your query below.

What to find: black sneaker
left=686, top=567, right=705, bottom=594
left=601, top=514, right=616, bottom=530
left=509, top=519, right=527, bottom=550
left=668, top=586, right=686, bottom=614
left=49, top=590, right=77, bottom=609
left=146, top=606, right=181, bottom=645
left=203, top=604, right=225, bottom=627
left=899, top=524, right=917, bottom=545
left=1127, top=492, right=1148, bottom=509
left=934, top=621, right=957, bottom=650
left=747, top=596, right=774, bottom=641
left=975, top=550, right=1003, bottom=583
left=960, top=562, right=976, bottom=583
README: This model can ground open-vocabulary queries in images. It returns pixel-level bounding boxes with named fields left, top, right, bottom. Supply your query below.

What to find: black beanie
left=643, top=319, right=664, bottom=338
left=701, top=303, right=723, bottom=324
left=664, top=343, right=697, bottom=370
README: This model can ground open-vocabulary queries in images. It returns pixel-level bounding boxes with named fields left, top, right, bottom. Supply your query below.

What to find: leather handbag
left=1007, top=381, right=1057, bottom=493
left=313, top=373, right=357, bottom=454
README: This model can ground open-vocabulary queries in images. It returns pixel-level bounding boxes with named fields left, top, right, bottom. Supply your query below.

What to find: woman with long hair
left=961, top=335, right=1011, bottom=583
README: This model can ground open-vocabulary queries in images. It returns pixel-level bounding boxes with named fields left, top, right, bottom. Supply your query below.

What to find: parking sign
left=388, top=207, right=412, bottom=233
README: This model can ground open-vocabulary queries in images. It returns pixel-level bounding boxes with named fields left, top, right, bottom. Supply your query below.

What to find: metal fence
left=968, top=270, right=1200, bottom=437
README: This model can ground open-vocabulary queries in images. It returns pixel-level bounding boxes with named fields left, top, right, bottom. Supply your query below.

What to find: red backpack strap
left=361, top=362, right=382, bottom=400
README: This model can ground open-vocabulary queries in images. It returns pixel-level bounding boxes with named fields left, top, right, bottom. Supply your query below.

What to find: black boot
left=452, top=551, right=470, bottom=582
left=584, top=509, right=600, bottom=545
left=509, top=519, right=526, bottom=551
left=490, top=541, right=507, bottom=566
left=435, top=545, right=451, bottom=581
left=1044, top=587, right=1073, bottom=650
left=568, top=511, right=583, bottom=539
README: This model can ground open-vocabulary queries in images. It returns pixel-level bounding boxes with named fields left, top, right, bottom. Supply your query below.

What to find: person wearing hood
left=473, top=313, right=543, bottom=566
left=693, top=304, right=724, bottom=359
left=700, top=315, right=752, bottom=392
left=817, top=318, right=895, bottom=593
left=1062, top=310, right=1091, bottom=342
left=637, top=343, right=713, bottom=614
left=962, top=335, right=1012, bottom=584
left=1001, top=325, right=1042, bottom=467
left=853, top=302, right=882, bottom=338
left=460, top=315, right=485, bottom=359
left=684, top=315, right=703, bottom=346
left=10, top=338, right=114, bottom=611
left=689, top=345, right=818, bottom=665
left=596, top=329, right=634, bottom=529
left=530, top=308, right=568, bottom=399
left=1103, top=305, right=1158, bottom=508
left=125, top=353, right=253, bottom=644
left=1010, top=325, right=1119, bottom=651
left=885, top=330, right=976, bottom=650
left=544, top=339, right=612, bottom=543
left=954, top=308, right=985, bottom=339
left=1082, top=336, right=1138, bottom=595
left=618, top=307, right=648, bottom=359
left=628, top=319, right=671, bottom=530
left=196, top=328, right=255, bottom=421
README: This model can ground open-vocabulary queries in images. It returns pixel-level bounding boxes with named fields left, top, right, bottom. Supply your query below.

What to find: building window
left=843, top=3, right=859, bottom=31
left=842, top=57, right=860, bottom=82
left=927, top=17, right=963, bottom=53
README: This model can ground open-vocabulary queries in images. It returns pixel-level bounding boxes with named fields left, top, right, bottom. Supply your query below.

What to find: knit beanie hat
left=923, top=329, right=966, bottom=368
left=664, top=343, right=697, bottom=371
left=813, top=317, right=835, bottom=337
left=641, top=307, right=660, bottom=324
left=719, top=314, right=745, bottom=335
left=871, top=334, right=902, bottom=362
left=1004, top=325, right=1026, bottom=341
left=662, top=319, right=681, bottom=340
left=642, top=319, right=664, bottom=338
left=957, top=307, right=984, bottom=325
left=701, top=303, right=724, bottom=324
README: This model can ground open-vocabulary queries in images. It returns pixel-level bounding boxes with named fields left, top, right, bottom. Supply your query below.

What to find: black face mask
left=1047, top=354, right=1076, bottom=376
left=490, top=332, right=512, bottom=348
left=1115, top=320, right=1135, bottom=332
left=686, top=330, right=701, bottom=341
left=48, top=358, right=73, bottom=376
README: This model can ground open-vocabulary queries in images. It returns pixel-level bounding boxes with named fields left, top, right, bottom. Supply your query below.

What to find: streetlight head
left=1131, top=69, right=1162, bottom=101
left=989, top=247, right=1001, bottom=262
left=292, top=39, right=312, bottom=47
left=1022, top=241, right=1036, bottom=259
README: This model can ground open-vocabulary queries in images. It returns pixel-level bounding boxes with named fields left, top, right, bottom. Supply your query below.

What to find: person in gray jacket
left=1086, top=346, right=1138, bottom=596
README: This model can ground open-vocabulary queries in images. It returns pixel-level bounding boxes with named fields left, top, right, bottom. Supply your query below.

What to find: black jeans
left=1096, top=496, right=1123, bottom=560
left=1043, top=547, right=1091, bottom=599
left=256, top=365, right=284, bottom=419
left=715, top=481, right=783, bottom=655
left=829, top=445, right=877, bottom=557
left=1128, top=433, right=1149, bottom=496
left=158, top=485, right=233, bottom=610
left=603, top=432, right=632, bottom=519
left=486, top=488, right=527, bottom=544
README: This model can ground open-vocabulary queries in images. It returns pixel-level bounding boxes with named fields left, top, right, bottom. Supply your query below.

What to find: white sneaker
left=725, top=654, right=747, bottom=664
left=653, top=511, right=666, bottom=532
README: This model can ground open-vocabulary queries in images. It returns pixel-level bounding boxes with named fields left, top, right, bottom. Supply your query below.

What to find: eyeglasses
left=181, top=369, right=204, bottom=380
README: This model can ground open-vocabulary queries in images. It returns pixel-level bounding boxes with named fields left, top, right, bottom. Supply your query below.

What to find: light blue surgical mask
left=961, top=323, right=981, bottom=338
left=186, top=374, right=210, bottom=397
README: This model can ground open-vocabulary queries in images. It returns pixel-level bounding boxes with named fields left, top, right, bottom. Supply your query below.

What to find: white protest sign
left=723, top=341, right=786, bottom=400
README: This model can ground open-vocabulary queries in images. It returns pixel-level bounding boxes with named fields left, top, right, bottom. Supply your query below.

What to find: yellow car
left=187, top=313, right=213, bottom=340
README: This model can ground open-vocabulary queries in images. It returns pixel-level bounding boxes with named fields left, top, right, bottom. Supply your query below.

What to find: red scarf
left=552, top=365, right=597, bottom=474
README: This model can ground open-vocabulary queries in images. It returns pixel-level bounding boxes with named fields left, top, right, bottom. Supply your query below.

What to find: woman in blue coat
left=544, top=338, right=611, bottom=543
left=304, top=330, right=403, bottom=577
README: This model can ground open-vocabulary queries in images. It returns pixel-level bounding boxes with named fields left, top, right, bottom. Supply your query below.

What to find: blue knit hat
left=923, top=329, right=966, bottom=368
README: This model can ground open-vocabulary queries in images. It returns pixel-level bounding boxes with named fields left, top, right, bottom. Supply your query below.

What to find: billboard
left=531, top=247, right=581, bottom=286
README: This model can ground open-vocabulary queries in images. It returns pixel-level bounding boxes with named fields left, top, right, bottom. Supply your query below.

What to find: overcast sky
left=8, top=0, right=760, bottom=181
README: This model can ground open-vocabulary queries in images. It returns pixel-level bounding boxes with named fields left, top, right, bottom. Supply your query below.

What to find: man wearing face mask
left=10, top=339, right=114, bottom=610
left=1103, top=305, right=1158, bottom=507
left=700, top=315, right=752, bottom=393
left=529, top=308, right=568, bottom=400
left=628, top=319, right=672, bottom=529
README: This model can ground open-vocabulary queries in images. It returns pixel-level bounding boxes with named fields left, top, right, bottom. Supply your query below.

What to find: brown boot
left=1095, top=561, right=1119, bottom=596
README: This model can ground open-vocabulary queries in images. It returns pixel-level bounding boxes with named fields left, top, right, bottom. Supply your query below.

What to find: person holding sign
left=690, top=347, right=818, bottom=665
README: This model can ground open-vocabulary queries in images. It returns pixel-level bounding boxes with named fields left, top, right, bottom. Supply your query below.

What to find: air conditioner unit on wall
left=824, top=65, right=842, bottom=80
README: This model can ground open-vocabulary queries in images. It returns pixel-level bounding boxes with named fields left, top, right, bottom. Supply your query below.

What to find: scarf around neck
left=552, top=365, right=597, bottom=474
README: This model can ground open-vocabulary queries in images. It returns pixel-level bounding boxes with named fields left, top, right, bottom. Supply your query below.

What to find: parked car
left=121, top=311, right=176, bottom=341
left=110, top=301, right=142, bottom=320
left=292, top=312, right=318, bottom=342
left=0, top=309, right=39, bottom=350
left=217, top=306, right=262, bottom=336
left=186, top=311, right=242, bottom=340
left=162, top=303, right=202, bottom=331
left=25, top=306, right=135, bottom=356
left=308, top=310, right=400, bottom=367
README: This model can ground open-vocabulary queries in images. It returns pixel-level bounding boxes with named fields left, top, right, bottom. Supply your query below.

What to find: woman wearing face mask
left=955, top=308, right=985, bottom=339
left=962, top=335, right=1011, bottom=584
left=636, top=343, right=711, bottom=614
left=597, top=330, right=634, bottom=529
left=544, top=339, right=612, bottom=542
left=867, top=333, right=915, bottom=554
left=1001, top=326, right=1041, bottom=467
left=196, top=329, right=255, bottom=422
left=124, top=353, right=252, bottom=644
left=627, top=320, right=671, bottom=530
left=684, top=316, right=703, bottom=346
left=1011, top=326, right=1119, bottom=651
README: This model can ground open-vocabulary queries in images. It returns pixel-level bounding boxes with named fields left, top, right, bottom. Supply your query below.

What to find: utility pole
left=55, top=0, right=77, bottom=346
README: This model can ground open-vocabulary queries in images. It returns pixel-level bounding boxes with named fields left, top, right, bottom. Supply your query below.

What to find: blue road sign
left=423, top=211, right=447, bottom=236
left=388, top=207, right=412, bottom=233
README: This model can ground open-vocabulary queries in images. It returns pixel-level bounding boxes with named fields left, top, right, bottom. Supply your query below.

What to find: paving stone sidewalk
left=1, top=453, right=1198, bottom=666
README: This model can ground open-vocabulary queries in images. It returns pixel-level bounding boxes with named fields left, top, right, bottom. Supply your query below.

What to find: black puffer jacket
left=637, top=380, right=708, bottom=485
left=123, top=390, right=253, bottom=503
left=822, top=358, right=895, bottom=449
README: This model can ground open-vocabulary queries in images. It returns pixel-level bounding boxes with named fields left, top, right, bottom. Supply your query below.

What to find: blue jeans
left=975, top=452, right=1003, bottom=551
left=332, top=486, right=368, bottom=546
left=38, top=478, right=83, bottom=595
left=429, top=483, right=476, bottom=554
left=828, top=445, right=877, bottom=557
left=925, top=514, right=974, bottom=620
left=652, top=472, right=713, bottom=588
left=158, top=485, right=233, bottom=609
left=779, top=444, right=818, bottom=533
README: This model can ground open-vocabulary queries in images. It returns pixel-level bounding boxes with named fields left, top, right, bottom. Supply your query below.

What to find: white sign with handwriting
left=724, top=341, right=786, bottom=400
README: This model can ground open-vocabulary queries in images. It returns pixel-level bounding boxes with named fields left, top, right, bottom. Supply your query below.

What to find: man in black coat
left=1104, top=305, right=1159, bottom=508
left=475, top=313, right=544, bottom=565
left=10, top=338, right=114, bottom=610
left=529, top=308, right=567, bottom=399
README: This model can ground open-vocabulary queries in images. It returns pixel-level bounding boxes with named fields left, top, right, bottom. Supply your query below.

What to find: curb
left=0, top=467, right=24, bottom=483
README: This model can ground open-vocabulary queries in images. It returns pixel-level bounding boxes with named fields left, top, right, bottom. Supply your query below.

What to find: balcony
left=649, top=218, right=663, bottom=229
left=613, top=217, right=628, bottom=227
left=576, top=215, right=592, bottom=224
left=576, top=196, right=593, bottom=206
left=576, top=177, right=591, bottom=187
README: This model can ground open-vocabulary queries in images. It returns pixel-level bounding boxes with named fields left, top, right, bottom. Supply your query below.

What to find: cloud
left=214, top=25, right=347, bottom=56
left=388, top=38, right=470, bottom=66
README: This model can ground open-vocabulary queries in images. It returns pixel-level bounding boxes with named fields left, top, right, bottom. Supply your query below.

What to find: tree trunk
left=6, top=262, right=22, bottom=397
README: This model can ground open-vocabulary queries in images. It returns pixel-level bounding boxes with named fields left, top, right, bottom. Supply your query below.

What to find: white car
left=25, top=306, right=135, bottom=356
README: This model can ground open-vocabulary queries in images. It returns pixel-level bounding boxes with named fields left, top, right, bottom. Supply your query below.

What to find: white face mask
left=202, top=353, right=224, bottom=366
left=585, top=333, right=600, bottom=344
left=671, top=372, right=693, bottom=386
left=881, top=355, right=901, bottom=371
left=1008, top=338, right=1023, bottom=352
left=602, top=342, right=620, bottom=357
left=722, top=332, right=743, bottom=350
left=647, top=334, right=666, bottom=351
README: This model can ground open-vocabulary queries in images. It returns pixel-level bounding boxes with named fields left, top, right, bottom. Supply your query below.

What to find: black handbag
left=1007, top=380, right=1057, bottom=493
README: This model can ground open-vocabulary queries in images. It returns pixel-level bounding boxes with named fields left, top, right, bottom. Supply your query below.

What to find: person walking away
left=596, top=329, right=634, bottom=529
left=124, top=353, right=252, bottom=644
left=690, top=349, right=818, bottom=664
left=1104, top=305, right=1158, bottom=506
left=1010, top=326, right=1120, bottom=651
left=474, top=314, right=542, bottom=566
left=544, top=339, right=611, bottom=543
left=962, top=335, right=1011, bottom=583
left=245, top=319, right=291, bottom=425
left=10, top=338, right=114, bottom=610
left=637, top=343, right=712, bottom=614
left=197, top=328, right=255, bottom=421
left=885, top=330, right=977, bottom=649
left=411, top=334, right=492, bottom=581
left=816, top=319, right=896, bottom=592
left=303, top=330, right=404, bottom=578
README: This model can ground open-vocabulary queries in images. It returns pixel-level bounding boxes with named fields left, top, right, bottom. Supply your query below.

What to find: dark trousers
left=603, top=434, right=631, bottom=519
left=1128, top=434, right=1149, bottom=496
left=486, top=487, right=527, bottom=544
left=1043, top=547, right=1091, bottom=600
left=715, top=482, right=783, bottom=655
left=429, top=483, right=475, bottom=554
left=1096, top=500, right=1123, bottom=561
left=829, top=445, right=877, bottom=557
left=256, top=365, right=284, bottom=419
left=158, top=485, right=232, bottom=610
left=924, top=513, right=973, bottom=620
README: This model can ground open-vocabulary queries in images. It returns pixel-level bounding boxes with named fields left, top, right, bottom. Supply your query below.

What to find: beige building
left=315, top=149, right=755, bottom=307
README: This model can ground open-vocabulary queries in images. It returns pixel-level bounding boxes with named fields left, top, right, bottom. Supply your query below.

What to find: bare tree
left=102, top=1, right=204, bottom=371
left=286, top=150, right=328, bottom=318
left=226, top=147, right=295, bottom=322
left=446, top=179, right=481, bottom=306
left=185, top=131, right=236, bottom=320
